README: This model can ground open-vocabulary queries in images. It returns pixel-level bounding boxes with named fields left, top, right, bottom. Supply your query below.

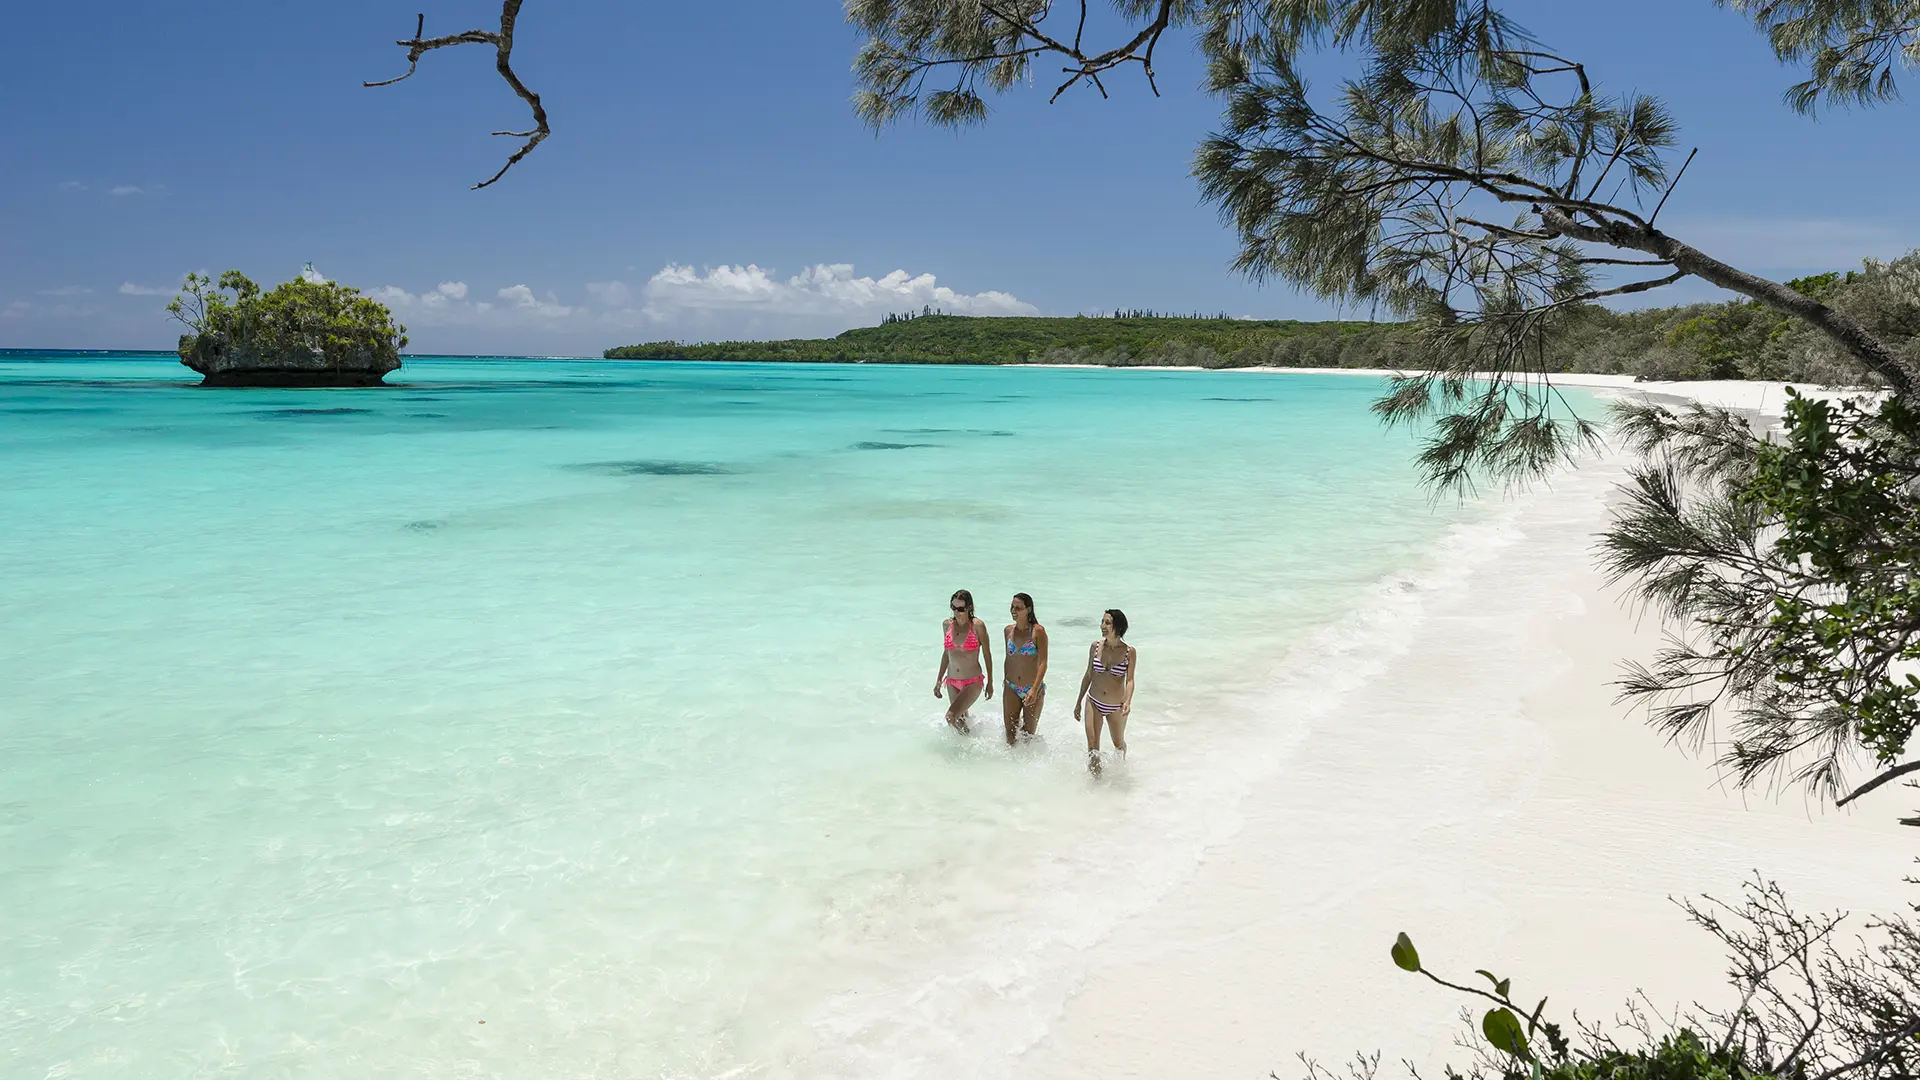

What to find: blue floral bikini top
left=1006, top=630, right=1039, bottom=656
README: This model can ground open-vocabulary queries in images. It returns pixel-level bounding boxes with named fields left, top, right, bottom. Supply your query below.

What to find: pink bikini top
left=944, top=620, right=980, bottom=652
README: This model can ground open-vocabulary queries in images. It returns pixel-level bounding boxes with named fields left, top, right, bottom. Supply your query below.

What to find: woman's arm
left=1073, top=642, right=1094, bottom=718
left=1031, top=625, right=1050, bottom=690
left=934, top=621, right=950, bottom=696
left=978, top=618, right=994, bottom=697
left=1122, top=646, right=1138, bottom=713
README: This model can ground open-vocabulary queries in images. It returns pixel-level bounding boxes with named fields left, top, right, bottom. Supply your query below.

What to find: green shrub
left=171, top=270, right=407, bottom=370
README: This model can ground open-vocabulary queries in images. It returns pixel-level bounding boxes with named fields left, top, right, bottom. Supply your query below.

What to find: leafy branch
left=1601, top=388, right=1920, bottom=809
left=1339, top=879, right=1920, bottom=1080
left=848, top=0, right=1183, bottom=127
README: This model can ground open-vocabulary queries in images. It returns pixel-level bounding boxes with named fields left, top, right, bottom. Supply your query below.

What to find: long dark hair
left=1104, top=608, right=1129, bottom=638
left=1013, top=592, right=1037, bottom=629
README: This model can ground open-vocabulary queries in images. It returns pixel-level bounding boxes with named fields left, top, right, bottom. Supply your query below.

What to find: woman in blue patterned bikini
left=1000, top=593, right=1049, bottom=745
left=1073, top=609, right=1136, bottom=774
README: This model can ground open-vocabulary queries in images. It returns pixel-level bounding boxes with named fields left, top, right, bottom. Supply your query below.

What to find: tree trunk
left=1537, top=208, right=1918, bottom=397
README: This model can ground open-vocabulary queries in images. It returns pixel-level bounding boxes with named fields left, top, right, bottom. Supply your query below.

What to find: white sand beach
left=1020, top=375, right=1914, bottom=1079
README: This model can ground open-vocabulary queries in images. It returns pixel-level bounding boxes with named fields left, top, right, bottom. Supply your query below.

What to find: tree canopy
left=169, top=271, right=407, bottom=352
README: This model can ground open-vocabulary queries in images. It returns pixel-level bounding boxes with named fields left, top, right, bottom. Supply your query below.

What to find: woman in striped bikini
left=933, top=589, right=992, bottom=733
left=1001, top=592, right=1049, bottom=745
left=1073, top=609, right=1137, bottom=773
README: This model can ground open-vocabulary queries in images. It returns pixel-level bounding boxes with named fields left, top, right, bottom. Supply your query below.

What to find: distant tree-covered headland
left=607, top=259, right=1913, bottom=384
left=605, top=311, right=1406, bottom=368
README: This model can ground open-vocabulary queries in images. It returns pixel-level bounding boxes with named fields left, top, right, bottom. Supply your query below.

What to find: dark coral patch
left=255, top=407, right=374, bottom=418
left=567, top=460, right=737, bottom=476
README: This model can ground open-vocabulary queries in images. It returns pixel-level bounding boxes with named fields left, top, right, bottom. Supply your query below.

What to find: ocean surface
left=1, top=353, right=1536, bottom=1078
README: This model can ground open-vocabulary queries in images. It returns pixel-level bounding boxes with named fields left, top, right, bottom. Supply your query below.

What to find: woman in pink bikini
left=933, top=589, right=993, bottom=732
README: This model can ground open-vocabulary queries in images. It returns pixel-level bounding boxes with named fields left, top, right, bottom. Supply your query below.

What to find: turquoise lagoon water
left=2, top=353, right=1509, bottom=1078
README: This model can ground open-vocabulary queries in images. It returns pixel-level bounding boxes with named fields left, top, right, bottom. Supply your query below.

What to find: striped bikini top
left=1091, top=642, right=1130, bottom=676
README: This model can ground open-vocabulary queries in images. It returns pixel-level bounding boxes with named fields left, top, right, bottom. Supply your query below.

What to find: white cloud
left=1, top=300, right=30, bottom=320
left=58, top=181, right=87, bottom=192
left=372, top=280, right=471, bottom=312
left=323, top=261, right=1029, bottom=346
left=109, top=185, right=145, bottom=196
left=119, top=282, right=174, bottom=296
left=300, top=264, right=329, bottom=284
left=586, top=280, right=633, bottom=306
left=498, top=283, right=574, bottom=317
left=39, top=286, right=94, bottom=297
left=636, top=262, right=1038, bottom=321
left=367, top=279, right=572, bottom=328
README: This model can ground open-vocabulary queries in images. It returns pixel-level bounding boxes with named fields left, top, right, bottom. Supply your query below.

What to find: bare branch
left=1649, top=146, right=1699, bottom=227
left=364, top=2, right=549, bottom=189
left=1576, top=256, right=1677, bottom=266
left=1836, top=760, right=1920, bottom=808
left=1811, top=1015, right=1920, bottom=1080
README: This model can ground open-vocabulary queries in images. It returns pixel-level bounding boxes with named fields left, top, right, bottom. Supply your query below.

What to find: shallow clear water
left=2, top=353, right=1508, bottom=1078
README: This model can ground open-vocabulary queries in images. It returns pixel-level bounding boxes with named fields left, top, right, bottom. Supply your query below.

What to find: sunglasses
left=951, top=604, right=968, bottom=612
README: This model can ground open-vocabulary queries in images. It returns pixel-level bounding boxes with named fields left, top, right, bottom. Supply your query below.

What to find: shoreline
left=1037, top=363, right=1870, bottom=410
left=4, top=350, right=1880, bottom=413
left=1013, top=379, right=1913, bottom=1078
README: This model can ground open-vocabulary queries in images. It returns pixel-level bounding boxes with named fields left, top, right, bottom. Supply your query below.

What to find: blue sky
left=4, top=1, right=1916, bottom=355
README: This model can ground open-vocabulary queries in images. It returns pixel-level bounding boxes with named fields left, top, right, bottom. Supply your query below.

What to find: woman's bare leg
left=1083, top=697, right=1104, bottom=774
left=1109, top=708, right=1128, bottom=759
left=1001, top=683, right=1022, bottom=745
left=945, top=681, right=983, bottom=733
left=1019, top=685, right=1045, bottom=738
